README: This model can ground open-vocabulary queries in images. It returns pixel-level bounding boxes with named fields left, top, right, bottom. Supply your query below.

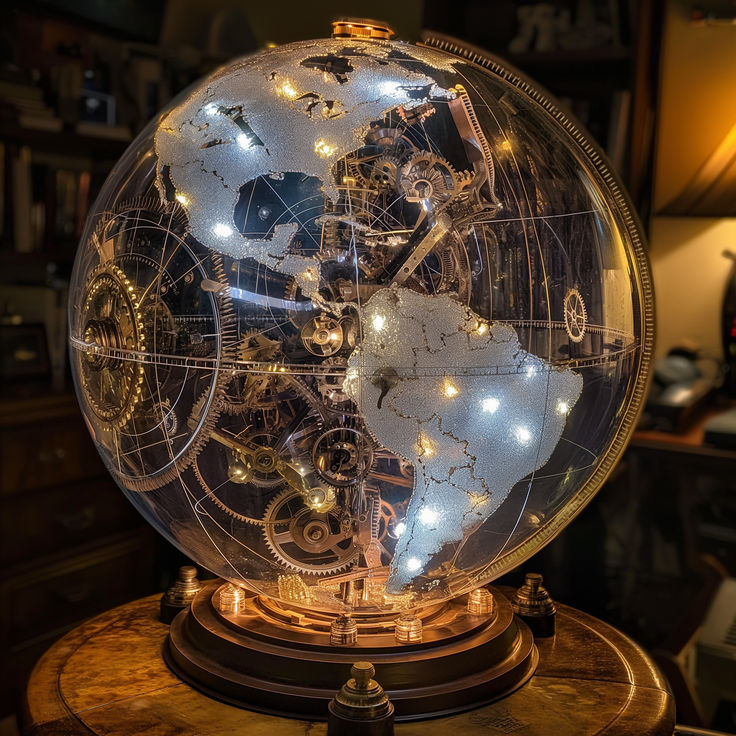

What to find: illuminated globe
left=69, top=31, right=652, bottom=615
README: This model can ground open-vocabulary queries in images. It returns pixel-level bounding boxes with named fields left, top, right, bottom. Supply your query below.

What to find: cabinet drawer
left=0, top=478, right=141, bottom=566
left=1, top=532, right=156, bottom=649
left=0, top=416, right=103, bottom=495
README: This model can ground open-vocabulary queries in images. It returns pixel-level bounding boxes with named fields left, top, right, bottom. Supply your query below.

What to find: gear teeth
left=113, top=252, right=234, bottom=492
left=261, top=488, right=357, bottom=575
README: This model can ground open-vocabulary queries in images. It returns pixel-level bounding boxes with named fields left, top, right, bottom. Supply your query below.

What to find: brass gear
left=262, top=488, right=357, bottom=575
left=564, top=288, right=588, bottom=343
left=79, top=262, right=145, bottom=428
left=368, top=155, right=401, bottom=191
left=311, top=424, right=375, bottom=487
left=399, top=152, right=457, bottom=207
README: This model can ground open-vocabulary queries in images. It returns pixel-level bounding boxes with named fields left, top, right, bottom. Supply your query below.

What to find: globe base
left=164, top=581, right=537, bottom=720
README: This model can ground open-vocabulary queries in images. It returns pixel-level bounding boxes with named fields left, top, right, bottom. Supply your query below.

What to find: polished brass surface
left=328, top=661, right=395, bottom=735
left=23, top=592, right=675, bottom=736
left=216, top=583, right=245, bottom=614
left=331, top=614, right=359, bottom=646
left=160, top=566, right=203, bottom=624
left=511, top=573, right=556, bottom=637
left=467, top=587, right=495, bottom=616
left=164, top=581, right=537, bottom=720
left=331, top=19, right=395, bottom=40
left=393, top=614, right=422, bottom=644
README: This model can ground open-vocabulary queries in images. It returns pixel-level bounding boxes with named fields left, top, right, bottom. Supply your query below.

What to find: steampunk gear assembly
left=67, top=18, right=657, bottom=729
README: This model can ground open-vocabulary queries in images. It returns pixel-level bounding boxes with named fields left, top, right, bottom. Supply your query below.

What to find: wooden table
left=23, top=592, right=675, bottom=735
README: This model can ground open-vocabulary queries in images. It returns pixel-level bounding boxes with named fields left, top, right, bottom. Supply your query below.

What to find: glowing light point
left=175, top=193, right=189, bottom=206
left=372, top=314, right=386, bottom=332
left=237, top=133, right=253, bottom=149
left=418, top=507, right=439, bottom=525
left=393, top=521, right=406, bottom=537
left=406, top=557, right=422, bottom=572
left=277, top=79, right=298, bottom=99
left=213, top=223, right=233, bottom=238
left=379, top=80, right=402, bottom=96
left=557, top=400, right=570, bottom=415
left=204, top=103, right=218, bottom=115
left=475, top=321, right=488, bottom=335
left=482, top=397, right=500, bottom=414
left=515, top=426, right=532, bottom=445
left=416, top=433, right=435, bottom=457
left=315, top=139, right=337, bottom=158
left=443, top=380, right=459, bottom=398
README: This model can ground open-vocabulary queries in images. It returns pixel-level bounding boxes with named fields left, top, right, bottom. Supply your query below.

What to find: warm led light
left=315, top=139, right=337, bottom=158
left=557, top=400, right=570, bottom=415
left=443, top=380, right=459, bottom=398
left=475, top=321, right=488, bottom=335
left=482, top=397, right=500, bottom=414
left=501, top=140, right=513, bottom=152
left=372, top=314, right=386, bottom=331
left=417, top=433, right=435, bottom=457
left=277, top=79, right=298, bottom=99
left=418, top=507, right=438, bottom=525
left=515, top=426, right=532, bottom=445
left=213, top=223, right=233, bottom=237
left=175, top=193, right=189, bottom=206
left=406, top=557, right=422, bottom=572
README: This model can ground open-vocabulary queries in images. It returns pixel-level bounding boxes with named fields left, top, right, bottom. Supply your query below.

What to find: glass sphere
left=69, top=36, right=652, bottom=614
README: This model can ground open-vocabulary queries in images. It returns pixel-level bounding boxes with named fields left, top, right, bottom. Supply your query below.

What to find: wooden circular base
left=164, top=582, right=537, bottom=720
left=23, top=589, right=676, bottom=736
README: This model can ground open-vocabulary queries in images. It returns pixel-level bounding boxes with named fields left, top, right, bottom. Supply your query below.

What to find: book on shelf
left=12, top=146, right=33, bottom=253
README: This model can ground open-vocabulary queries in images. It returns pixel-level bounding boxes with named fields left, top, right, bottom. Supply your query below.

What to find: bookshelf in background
left=423, top=0, right=663, bottom=223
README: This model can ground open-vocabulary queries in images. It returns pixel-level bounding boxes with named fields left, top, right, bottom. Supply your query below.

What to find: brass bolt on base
left=217, top=583, right=246, bottom=614
left=160, top=566, right=202, bottom=624
left=511, top=572, right=556, bottom=637
left=328, top=661, right=395, bottom=736
left=467, top=587, right=495, bottom=616
left=331, top=613, right=358, bottom=646
left=394, top=613, right=422, bottom=644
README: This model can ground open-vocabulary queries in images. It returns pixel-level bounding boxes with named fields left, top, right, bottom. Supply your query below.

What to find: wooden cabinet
left=0, top=393, right=157, bottom=716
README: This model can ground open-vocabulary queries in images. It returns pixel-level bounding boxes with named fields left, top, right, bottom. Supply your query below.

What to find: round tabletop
left=23, top=592, right=674, bottom=735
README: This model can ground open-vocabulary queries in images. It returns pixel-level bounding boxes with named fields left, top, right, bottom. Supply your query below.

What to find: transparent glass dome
left=69, top=36, right=652, bottom=614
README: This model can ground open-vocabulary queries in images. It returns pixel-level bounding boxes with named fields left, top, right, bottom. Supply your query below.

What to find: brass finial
left=330, top=613, right=358, bottom=646
left=467, top=587, right=495, bottom=616
left=159, top=565, right=202, bottom=623
left=331, top=18, right=395, bottom=40
left=328, top=661, right=395, bottom=735
left=217, top=582, right=246, bottom=614
left=511, top=572, right=556, bottom=637
left=394, top=613, right=423, bottom=643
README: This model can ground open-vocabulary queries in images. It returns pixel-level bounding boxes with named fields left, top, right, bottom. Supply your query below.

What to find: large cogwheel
left=262, top=488, right=357, bottom=575
left=79, top=262, right=145, bottom=428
